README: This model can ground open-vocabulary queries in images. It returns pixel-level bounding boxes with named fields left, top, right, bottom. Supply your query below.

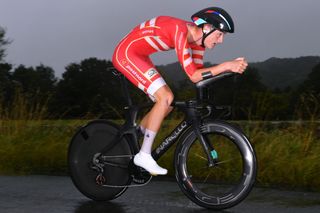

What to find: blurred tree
left=0, top=26, right=11, bottom=62
left=0, top=26, right=14, bottom=104
left=300, top=62, right=320, bottom=94
left=232, top=67, right=268, bottom=119
left=51, top=58, right=137, bottom=118
left=12, top=64, right=57, bottom=95
left=294, top=62, right=320, bottom=119
left=209, top=66, right=267, bottom=120
left=0, top=63, right=14, bottom=104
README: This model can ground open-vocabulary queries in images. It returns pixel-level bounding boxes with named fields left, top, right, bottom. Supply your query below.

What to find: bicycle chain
left=95, top=154, right=153, bottom=188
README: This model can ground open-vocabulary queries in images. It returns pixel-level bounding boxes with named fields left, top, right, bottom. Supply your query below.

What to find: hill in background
left=250, top=56, right=320, bottom=89
left=156, top=56, right=320, bottom=89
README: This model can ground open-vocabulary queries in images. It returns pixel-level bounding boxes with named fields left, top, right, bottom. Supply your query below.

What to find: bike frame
left=104, top=68, right=235, bottom=166
left=114, top=99, right=216, bottom=166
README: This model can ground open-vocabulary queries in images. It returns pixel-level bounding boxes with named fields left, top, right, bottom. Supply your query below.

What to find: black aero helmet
left=191, top=7, right=234, bottom=33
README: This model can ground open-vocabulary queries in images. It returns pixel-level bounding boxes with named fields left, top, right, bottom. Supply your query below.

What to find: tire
left=68, top=119, right=132, bottom=201
left=174, top=120, right=257, bottom=210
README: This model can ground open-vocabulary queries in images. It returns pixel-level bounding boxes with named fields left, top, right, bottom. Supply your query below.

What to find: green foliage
left=52, top=58, right=129, bottom=118
left=0, top=26, right=11, bottom=62
left=225, top=67, right=267, bottom=119
left=298, top=62, right=320, bottom=95
left=251, top=122, right=320, bottom=191
left=12, top=64, right=57, bottom=95
left=0, top=88, right=85, bottom=175
left=4, top=118, right=319, bottom=191
left=0, top=63, right=14, bottom=103
left=295, top=93, right=320, bottom=121
left=0, top=64, right=57, bottom=119
left=0, top=120, right=73, bottom=175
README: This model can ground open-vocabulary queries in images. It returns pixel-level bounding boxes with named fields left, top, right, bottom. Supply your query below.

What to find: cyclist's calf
left=144, top=86, right=174, bottom=132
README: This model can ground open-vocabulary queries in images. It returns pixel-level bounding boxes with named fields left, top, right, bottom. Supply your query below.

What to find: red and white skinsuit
left=112, top=16, right=205, bottom=100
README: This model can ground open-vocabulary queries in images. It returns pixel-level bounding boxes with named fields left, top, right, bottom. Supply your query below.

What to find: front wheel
left=174, top=120, right=257, bottom=210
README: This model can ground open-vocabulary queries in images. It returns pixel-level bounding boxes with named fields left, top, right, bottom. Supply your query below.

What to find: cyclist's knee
left=158, top=93, right=174, bottom=108
left=164, top=92, right=174, bottom=106
left=154, top=86, right=174, bottom=108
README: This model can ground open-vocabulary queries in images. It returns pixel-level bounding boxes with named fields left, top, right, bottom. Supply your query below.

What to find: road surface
left=0, top=176, right=319, bottom=213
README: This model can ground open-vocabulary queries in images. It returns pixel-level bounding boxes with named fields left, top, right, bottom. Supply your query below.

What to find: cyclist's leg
left=138, top=85, right=173, bottom=153
left=112, top=42, right=170, bottom=175
left=139, top=104, right=173, bottom=131
left=134, top=86, right=173, bottom=175
left=142, top=86, right=173, bottom=131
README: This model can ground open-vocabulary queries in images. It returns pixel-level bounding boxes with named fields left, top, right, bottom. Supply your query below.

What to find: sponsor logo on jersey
left=125, top=65, right=147, bottom=84
left=141, top=29, right=154, bottom=35
left=145, top=68, right=158, bottom=80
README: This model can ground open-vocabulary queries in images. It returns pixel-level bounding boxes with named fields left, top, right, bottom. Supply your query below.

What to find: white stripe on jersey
left=192, top=50, right=205, bottom=56
left=174, top=25, right=179, bottom=54
left=193, top=58, right=203, bottom=64
left=184, top=57, right=193, bottom=67
left=138, top=83, right=145, bottom=91
left=144, top=37, right=161, bottom=51
left=183, top=48, right=191, bottom=55
left=140, top=21, right=146, bottom=29
left=149, top=17, right=157, bottom=27
left=154, top=36, right=170, bottom=50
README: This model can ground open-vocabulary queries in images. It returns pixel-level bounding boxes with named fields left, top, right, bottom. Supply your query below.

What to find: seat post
left=120, top=74, right=133, bottom=107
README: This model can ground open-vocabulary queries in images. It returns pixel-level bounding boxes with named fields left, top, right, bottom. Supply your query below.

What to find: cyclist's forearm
left=189, top=63, right=230, bottom=83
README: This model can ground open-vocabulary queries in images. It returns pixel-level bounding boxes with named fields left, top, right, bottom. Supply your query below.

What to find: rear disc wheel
left=68, top=120, right=132, bottom=201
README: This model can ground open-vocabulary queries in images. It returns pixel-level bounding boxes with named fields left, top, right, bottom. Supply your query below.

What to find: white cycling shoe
left=133, top=151, right=168, bottom=176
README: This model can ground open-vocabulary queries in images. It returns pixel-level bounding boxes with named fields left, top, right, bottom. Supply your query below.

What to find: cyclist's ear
left=202, top=24, right=213, bottom=34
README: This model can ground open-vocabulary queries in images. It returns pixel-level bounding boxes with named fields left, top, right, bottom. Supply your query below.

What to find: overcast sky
left=0, top=0, right=319, bottom=77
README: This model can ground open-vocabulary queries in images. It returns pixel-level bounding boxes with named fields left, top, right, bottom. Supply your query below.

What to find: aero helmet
left=191, top=7, right=234, bottom=33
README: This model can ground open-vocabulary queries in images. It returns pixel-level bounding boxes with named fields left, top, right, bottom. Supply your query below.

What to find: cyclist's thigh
left=112, top=42, right=166, bottom=101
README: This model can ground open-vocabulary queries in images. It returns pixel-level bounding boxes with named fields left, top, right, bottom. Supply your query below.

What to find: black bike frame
left=116, top=98, right=216, bottom=166
left=107, top=68, right=235, bottom=166
left=152, top=119, right=189, bottom=160
left=150, top=99, right=217, bottom=164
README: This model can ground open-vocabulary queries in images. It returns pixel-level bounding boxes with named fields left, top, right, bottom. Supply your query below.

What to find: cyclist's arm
left=189, top=58, right=248, bottom=83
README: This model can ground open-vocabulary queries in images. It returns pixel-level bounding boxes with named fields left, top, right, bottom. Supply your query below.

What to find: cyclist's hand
left=225, top=57, right=248, bottom=74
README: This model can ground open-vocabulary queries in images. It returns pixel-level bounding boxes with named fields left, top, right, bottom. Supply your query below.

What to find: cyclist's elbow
left=189, top=73, right=201, bottom=83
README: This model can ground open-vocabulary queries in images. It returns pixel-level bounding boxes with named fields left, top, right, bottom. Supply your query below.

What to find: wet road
left=0, top=175, right=319, bottom=213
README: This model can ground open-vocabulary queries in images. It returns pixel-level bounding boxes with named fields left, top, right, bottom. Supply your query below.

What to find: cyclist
left=112, top=7, right=248, bottom=175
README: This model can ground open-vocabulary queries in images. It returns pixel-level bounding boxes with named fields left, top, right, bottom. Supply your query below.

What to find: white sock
left=140, top=129, right=156, bottom=154
left=139, top=125, right=146, bottom=134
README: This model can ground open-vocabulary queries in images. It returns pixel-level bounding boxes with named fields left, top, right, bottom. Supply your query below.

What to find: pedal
left=129, top=160, right=151, bottom=184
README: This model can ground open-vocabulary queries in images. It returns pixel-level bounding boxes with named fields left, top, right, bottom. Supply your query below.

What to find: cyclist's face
left=205, top=30, right=225, bottom=49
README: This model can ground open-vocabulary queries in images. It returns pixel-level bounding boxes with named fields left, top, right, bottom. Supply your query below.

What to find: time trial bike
left=68, top=68, right=257, bottom=210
